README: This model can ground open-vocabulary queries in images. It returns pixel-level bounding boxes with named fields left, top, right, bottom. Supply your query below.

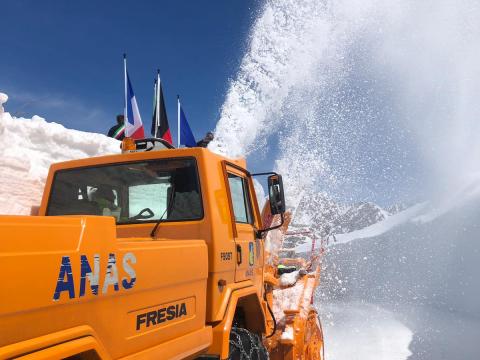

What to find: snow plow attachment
left=261, top=207, right=325, bottom=359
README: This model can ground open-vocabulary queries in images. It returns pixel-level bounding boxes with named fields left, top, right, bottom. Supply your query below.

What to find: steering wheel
left=129, top=208, right=155, bottom=221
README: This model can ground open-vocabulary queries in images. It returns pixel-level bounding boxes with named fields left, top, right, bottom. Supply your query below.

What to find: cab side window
left=228, top=173, right=253, bottom=224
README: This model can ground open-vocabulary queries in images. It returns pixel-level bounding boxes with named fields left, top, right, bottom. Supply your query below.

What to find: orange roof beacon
left=0, top=137, right=324, bottom=360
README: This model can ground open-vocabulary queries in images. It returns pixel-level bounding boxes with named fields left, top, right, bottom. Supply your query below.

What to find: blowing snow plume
left=210, top=0, right=408, bottom=202
left=212, top=0, right=480, bottom=359
left=211, top=0, right=480, bottom=205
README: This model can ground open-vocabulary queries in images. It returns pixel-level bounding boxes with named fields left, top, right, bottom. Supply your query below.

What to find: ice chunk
left=279, top=270, right=300, bottom=287
left=280, top=326, right=294, bottom=341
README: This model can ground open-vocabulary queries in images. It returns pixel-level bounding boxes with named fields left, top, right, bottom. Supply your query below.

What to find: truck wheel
left=228, top=326, right=269, bottom=360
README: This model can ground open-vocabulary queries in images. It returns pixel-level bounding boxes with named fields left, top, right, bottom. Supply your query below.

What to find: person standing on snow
left=107, top=114, right=125, bottom=140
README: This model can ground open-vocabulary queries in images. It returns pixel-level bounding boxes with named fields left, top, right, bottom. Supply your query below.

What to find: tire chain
left=229, top=327, right=269, bottom=360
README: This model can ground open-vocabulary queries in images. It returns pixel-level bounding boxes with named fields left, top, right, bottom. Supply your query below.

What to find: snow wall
left=0, top=111, right=119, bottom=214
left=320, top=197, right=480, bottom=359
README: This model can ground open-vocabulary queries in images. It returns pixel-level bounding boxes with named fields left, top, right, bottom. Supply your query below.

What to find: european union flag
left=179, top=99, right=196, bottom=147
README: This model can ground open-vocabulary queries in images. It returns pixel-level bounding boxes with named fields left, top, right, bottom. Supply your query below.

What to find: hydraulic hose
left=264, top=285, right=277, bottom=338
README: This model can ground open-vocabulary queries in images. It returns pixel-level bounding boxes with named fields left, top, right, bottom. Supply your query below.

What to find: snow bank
left=0, top=111, right=120, bottom=214
left=319, top=189, right=480, bottom=358
left=320, top=302, right=413, bottom=360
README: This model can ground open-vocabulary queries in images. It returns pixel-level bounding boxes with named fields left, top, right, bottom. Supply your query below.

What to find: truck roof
left=48, top=147, right=247, bottom=172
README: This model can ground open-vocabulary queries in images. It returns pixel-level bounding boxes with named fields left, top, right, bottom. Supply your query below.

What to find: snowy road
left=319, top=302, right=413, bottom=360
left=318, top=301, right=480, bottom=360
left=315, top=196, right=480, bottom=360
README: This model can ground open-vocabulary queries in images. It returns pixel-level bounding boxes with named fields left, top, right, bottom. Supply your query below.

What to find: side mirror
left=250, top=171, right=287, bottom=237
left=268, top=174, right=286, bottom=215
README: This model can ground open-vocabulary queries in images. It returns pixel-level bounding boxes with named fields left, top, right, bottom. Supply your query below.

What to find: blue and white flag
left=178, top=97, right=196, bottom=147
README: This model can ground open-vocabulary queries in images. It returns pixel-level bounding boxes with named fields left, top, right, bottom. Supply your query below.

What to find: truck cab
left=0, top=139, right=285, bottom=359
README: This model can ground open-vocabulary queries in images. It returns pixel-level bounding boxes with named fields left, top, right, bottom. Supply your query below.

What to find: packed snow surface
left=0, top=110, right=119, bottom=214
left=321, top=302, right=413, bottom=360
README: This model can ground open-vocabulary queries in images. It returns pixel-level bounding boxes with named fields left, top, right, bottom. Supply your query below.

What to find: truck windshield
left=47, top=158, right=203, bottom=224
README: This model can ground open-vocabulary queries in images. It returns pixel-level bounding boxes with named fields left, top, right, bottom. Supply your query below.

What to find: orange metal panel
left=0, top=326, right=108, bottom=359
left=0, top=215, right=209, bottom=359
left=14, top=336, right=110, bottom=360
left=209, top=286, right=266, bottom=359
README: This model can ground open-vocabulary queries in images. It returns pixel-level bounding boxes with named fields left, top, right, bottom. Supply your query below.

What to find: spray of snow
left=212, top=0, right=480, bottom=205
left=0, top=107, right=119, bottom=214
left=212, top=0, right=480, bottom=358
left=210, top=0, right=411, bottom=202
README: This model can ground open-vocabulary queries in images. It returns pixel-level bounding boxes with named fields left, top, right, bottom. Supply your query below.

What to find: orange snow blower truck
left=0, top=137, right=324, bottom=360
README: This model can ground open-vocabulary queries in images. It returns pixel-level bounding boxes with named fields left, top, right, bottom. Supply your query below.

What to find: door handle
left=236, top=245, right=242, bottom=265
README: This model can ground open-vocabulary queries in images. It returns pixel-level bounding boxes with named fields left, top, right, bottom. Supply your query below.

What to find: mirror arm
left=250, top=171, right=278, bottom=177
left=256, top=212, right=285, bottom=238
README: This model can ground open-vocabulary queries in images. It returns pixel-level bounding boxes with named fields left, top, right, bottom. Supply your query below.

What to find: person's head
left=93, top=185, right=116, bottom=209
left=206, top=132, right=214, bottom=141
left=116, top=114, right=125, bottom=125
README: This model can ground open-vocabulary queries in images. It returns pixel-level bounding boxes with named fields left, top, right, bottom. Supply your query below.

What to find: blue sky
left=1, top=1, right=258, bottom=141
left=0, top=1, right=435, bottom=207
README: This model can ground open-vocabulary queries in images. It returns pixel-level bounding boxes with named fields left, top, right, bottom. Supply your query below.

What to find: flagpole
left=152, top=78, right=156, bottom=137
left=177, top=95, right=180, bottom=148
left=156, top=70, right=161, bottom=138
left=123, top=54, right=128, bottom=130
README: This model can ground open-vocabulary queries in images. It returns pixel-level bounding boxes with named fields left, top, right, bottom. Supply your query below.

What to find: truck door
left=224, top=164, right=260, bottom=283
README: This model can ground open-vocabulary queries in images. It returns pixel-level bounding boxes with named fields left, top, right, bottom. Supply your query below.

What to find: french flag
left=124, top=56, right=145, bottom=139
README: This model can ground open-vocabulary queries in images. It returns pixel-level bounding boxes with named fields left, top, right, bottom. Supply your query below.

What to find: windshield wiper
left=150, top=184, right=176, bottom=238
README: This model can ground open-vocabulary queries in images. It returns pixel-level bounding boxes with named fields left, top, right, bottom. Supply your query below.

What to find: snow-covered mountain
left=335, top=202, right=390, bottom=234
left=386, top=203, right=408, bottom=215
left=292, top=191, right=393, bottom=237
